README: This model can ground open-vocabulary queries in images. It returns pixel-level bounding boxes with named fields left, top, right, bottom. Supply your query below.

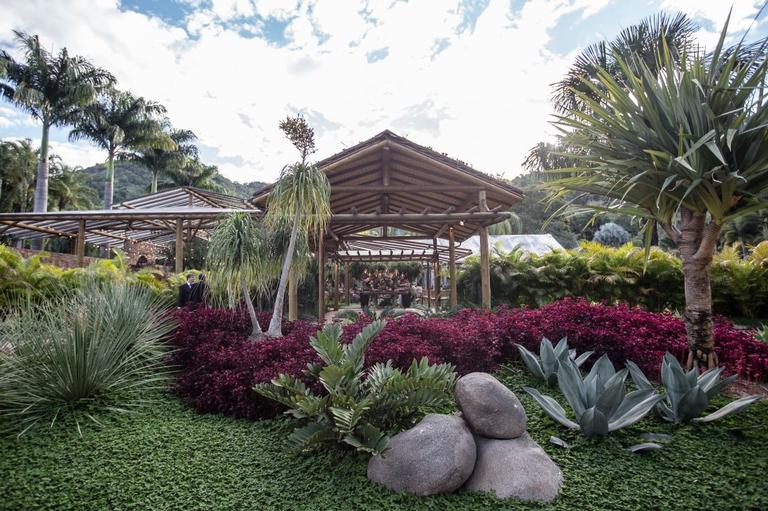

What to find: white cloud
left=660, top=0, right=764, bottom=47
left=0, top=0, right=620, bottom=184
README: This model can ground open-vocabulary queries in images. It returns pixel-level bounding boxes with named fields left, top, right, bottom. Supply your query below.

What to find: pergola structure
left=0, top=187, right=257, bottom=271
left=252, top=130, right=523, bottom=318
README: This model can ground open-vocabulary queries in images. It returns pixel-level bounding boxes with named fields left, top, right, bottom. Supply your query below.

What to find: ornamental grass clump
left=0, top=283, right=175, bottom=436
left=627, top=353, right=762, bottom=424
left=255, top=320, right=456, bottom=455
left=523, top=355, right=663, bottom=437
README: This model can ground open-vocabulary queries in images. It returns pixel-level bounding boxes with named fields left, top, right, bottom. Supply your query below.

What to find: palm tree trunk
left=103, top=152, right=115, bottom=210
left=30, top=123, right=50, bottom=250
left=267, top=211, right=300, bottom=337
left=151, top=170, right=158, bottom=194
left=242, top=280, right=263, bottom=340
left=677, top=209, right=721, bottom=370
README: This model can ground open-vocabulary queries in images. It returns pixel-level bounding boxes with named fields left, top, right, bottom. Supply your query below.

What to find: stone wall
left=14, top=248, right=100, bottom=269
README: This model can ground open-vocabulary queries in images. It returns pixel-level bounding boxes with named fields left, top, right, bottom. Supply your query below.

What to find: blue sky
left=1, top=0, right=766, bottom=183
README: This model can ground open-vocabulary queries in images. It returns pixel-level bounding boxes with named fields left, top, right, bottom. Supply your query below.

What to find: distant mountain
left=80, top=162, right=267, bottom=204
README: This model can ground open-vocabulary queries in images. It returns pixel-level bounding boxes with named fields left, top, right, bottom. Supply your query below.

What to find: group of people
left=357, top=269, right=421, bottom=311
left=178, top=273, right=210, bottom=308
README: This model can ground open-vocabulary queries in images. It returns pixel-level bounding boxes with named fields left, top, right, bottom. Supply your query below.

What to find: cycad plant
left=0, top=283, right=175, bottom=436
left=516, top=337, right=593, bottom=386
left=550, top=15, right=768, bottom=368
left=523, top=355, right=663, bottom=437
left=255, top=320, right=457, bottom=455
left=626, top=354, right=762, bottom=424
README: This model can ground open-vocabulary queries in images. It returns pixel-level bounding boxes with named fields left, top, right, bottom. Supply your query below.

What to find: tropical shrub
left=516, top=337, right=593, bottom=386
left=254, top=320, right=456, bottom=454
left=627, top=354, right=762, bottom=424
left=458, top=242, right=768, bottom=318
left=523, top=355, right=663, bottom=437
left=592, top=222, right=630, bottom=247
left=0, top=283, right=175, bottom=435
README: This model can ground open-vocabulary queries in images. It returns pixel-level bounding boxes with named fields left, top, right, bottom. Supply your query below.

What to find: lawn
left=2, top=366, right=766, bottom=511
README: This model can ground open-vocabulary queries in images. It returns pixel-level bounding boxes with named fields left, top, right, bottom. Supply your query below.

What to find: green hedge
left=458, top=241, right=768, bottom=318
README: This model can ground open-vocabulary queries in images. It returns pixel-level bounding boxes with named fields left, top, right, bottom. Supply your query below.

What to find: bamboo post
left=449, top=227, right=457, bottom=307
left=175, top=218, right=183, bottom=273
left=333, top=260, right=340, bottom=310
left=76, top=219, right=86, bottom=267
left=426, top=262, right=432, bottom=309
left=317, top=232, right=325, bottom=321
left=288, top=272, right=298, bottom=321
left=344, top=262, right=350, bottom=305
left=479, top=225, right=491, bottom=309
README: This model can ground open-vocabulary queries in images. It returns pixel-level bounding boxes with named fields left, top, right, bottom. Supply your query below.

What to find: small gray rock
left=367, top=414, right=476, bottom=496
left=455, top=372, right=527, bottom=439
left=463, top=433, right=562, bottom=502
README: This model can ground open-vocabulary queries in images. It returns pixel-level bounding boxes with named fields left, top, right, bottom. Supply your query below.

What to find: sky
left=1, top=0, right=766, bottom=184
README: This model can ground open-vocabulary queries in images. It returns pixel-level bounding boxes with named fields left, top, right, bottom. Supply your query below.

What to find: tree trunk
left=267, top=211, right=300, bottom=337
left=242, top=280, right=263, bottom=341
left=30, top=122, right=50, bottom=250
left=677, top=210, right=721, bottom=370
left=151, top=170, right=159, bottom=194
left=103, top=152, right=115, bottom=210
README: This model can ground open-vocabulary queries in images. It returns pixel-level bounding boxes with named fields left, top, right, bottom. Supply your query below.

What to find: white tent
left=451, top=234, right=564, bottom=260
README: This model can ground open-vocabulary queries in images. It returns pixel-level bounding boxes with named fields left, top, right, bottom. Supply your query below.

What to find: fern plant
left=626, top=353, right=762, bottom=424
left=254, top=320, right=456, bottom=455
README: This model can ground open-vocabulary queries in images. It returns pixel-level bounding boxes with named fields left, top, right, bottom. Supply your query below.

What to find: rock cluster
left=367, top=372, right=562, bottom=502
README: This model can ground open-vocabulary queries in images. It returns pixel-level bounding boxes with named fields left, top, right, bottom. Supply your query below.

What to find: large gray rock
left=455, top=372, right=527, bottom=439
left=463, top=433, right=562, bottom=502
left=367, top=413, right=476, bottom=496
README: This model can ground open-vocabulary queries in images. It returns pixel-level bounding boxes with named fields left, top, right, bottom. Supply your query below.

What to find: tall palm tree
left=206, top=212, right=278, bottom=340
left=552, top=12, right=697, bottom=115
left=0, top=31, right=114, bottom=216
left=0, top=139, right=37, bottom=213
left=165, top=158, right=221, bottom=192
left=123, top=124, right=198, bottom=193
left=47, top=158, right=96, bottom=210
left=69, top=88, right=172, bottom=210
left=550, top=15, right=768, bottom=369
left=265, top=116, right=331, bottom=337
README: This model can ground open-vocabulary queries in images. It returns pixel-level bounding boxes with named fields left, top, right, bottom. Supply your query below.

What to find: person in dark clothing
left=178, top=273, right=195, bottom=308
left=190, top=273, right=210, bottom=307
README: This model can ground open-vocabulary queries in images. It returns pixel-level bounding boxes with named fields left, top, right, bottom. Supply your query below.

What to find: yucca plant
left=516, top=337, right=593, bottom=386
left=523, top=355, right=663, bottom=437
left=0, top=283, right=175, bottom=436
left=254, top=320, right=456, bottom=455
left=626, top=353, right=762, bottom=424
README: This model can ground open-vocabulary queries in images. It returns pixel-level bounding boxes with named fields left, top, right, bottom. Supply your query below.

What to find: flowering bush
left=170, top=299, right=768, bottom=421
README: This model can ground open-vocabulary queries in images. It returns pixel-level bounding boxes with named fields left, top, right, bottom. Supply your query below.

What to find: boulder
left=455, top=372, right=527, bottom=439
left=463, top=433, right=562, bottom=502
left=367, top=413, right=476, bottom=496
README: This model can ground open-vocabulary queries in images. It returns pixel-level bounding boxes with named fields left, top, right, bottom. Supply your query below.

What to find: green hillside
left=81, top=163, right=267, bottom=204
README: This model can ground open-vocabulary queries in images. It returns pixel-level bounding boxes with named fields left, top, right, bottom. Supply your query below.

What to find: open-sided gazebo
left=252, top=130, right=523, bottom=318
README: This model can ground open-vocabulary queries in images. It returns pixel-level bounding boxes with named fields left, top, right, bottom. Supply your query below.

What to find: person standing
left=178, top=273, right=195, bottom=308
left=191, top=273, right=210, bottom=307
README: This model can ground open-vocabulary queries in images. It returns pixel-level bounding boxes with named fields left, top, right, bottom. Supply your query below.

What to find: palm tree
left=265, top=116, right=331, bottom=337
left=552, top=12, right=697, bottom=115
left=123, top=125, right=198, bottom=193
left=165, top=158, right=221, bottom=192
left=69, top=88, right=172, bottom=210
left=206, top=212, right=277, bottom=340
left=0, top=139, right=37, bottom=213
left=0, top=31, right=114, bottom=216
left=488, top=212, right=523, bottom=235
left=550, top=16, right=768, bottom=369
left=47, top=158, right=97, bottom=210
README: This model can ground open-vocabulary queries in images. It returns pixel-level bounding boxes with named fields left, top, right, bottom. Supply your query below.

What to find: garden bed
left=2, top=366, right=766, bottom=511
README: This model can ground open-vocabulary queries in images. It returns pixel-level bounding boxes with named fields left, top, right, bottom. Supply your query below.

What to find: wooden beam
left=175, top=218, right=184, bottom=273
left=333, top=261, right=340, bottom=310
left=479, top=225, right=491, bottom=309
left=449, top=227, right=457, bottom=308
left=331, top=212, right=510, bottom=224
left=77, top=219, right=86, bottom=267
left=332, top=185, right=485, bottom=194
left=344, top=262, right=350, bottom=305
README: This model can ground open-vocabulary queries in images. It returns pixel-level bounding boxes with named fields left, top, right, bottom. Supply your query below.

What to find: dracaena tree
left=0, top=31, right=113, bottom=237
left=69, top=88, right=173, bottom=210
left=550, top=16, right=768, bottom=369
left=265, top=116, right=331, bottom=337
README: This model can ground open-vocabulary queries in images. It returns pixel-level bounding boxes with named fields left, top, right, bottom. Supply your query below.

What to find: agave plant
left=523, top=355, right=663, bottom=437
left=516, top=337, right=593, bottom=386
left=626, top=353, right=762, bottom=424
left=254, top=320, right=456, bottom=455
